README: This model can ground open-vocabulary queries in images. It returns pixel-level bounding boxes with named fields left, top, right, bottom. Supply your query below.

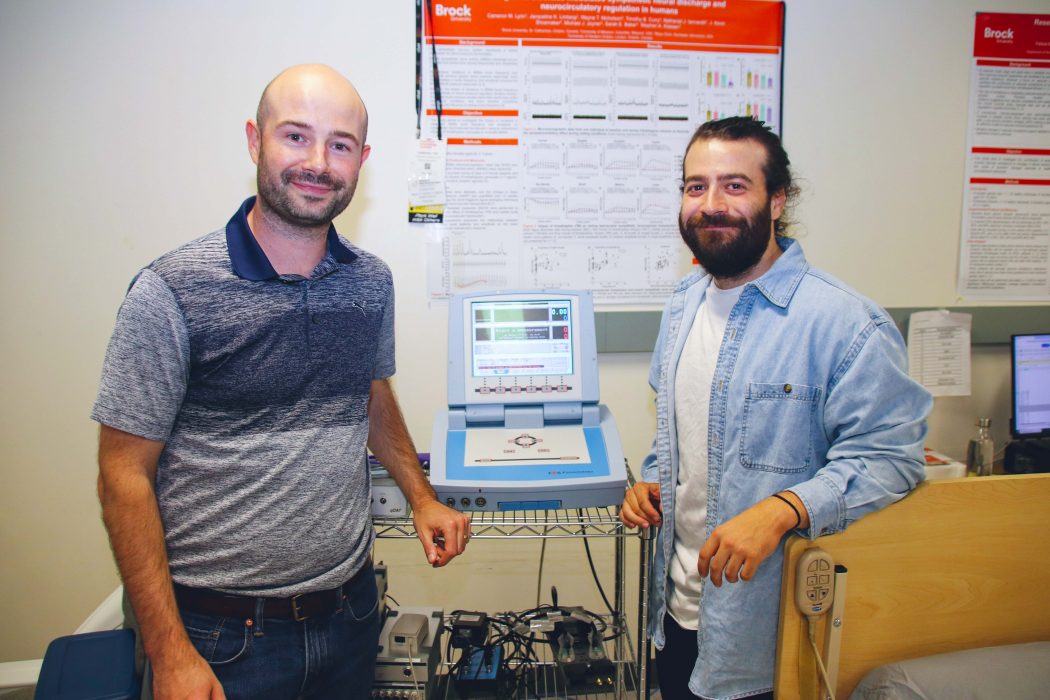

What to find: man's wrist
left=145, top=630, right=198, bottom=671
left=770, top=492, right=802, bottom=530
left=409, top=491, right=441, bottom=511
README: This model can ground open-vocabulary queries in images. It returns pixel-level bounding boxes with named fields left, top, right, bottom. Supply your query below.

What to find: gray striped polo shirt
left=92, top=197, right=394, bottom=596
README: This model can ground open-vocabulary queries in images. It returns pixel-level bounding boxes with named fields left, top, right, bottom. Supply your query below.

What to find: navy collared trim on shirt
left=226, top=196, right=358, bottom=281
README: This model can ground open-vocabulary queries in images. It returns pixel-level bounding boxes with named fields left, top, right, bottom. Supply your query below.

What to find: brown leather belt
left=173, top=565, right=369, bottom=622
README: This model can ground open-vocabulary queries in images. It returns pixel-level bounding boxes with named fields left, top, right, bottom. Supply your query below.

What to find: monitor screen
left=449, top=291, right=598, bottom=407
left=1012, top=333, right=1050, bottom=438
left=470, top=299, right=573, bottom=378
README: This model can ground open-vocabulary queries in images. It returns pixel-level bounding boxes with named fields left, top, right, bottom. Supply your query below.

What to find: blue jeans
left=655, top=615, right=772, bottom=700
left=179, top=562, right=381, bottom=700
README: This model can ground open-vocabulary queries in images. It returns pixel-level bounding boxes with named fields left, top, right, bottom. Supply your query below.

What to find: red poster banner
left=425, top=0, right=784, bottom=50
left=973, top=12, right=1050, bottom=60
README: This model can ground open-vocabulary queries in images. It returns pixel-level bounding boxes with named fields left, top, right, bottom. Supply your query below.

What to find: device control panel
left=795, top=548, right=835, bottom=616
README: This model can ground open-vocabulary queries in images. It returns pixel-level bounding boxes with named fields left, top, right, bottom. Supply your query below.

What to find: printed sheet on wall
left=415, top=0, right=785, bottom=305
left=957, top=12, right=1050, bottom=301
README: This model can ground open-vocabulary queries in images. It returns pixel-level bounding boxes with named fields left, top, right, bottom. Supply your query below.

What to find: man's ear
left=360, top=144, right=371, bottom=166
left=771, top=188, right=786, bottom=221
left=246, top=120, right=261, bottom=165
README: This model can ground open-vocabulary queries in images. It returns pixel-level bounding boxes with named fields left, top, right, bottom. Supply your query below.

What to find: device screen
left=1013, top=333, right=1050, bottom=437
left=470, top=299, right=573, bottom=378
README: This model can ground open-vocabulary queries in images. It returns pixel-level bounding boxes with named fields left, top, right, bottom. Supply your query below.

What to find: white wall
left=0, top=0, right=1042, bottom=662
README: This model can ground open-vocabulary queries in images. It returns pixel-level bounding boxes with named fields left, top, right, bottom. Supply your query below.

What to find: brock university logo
left=434, top=3, right=471, bottom=18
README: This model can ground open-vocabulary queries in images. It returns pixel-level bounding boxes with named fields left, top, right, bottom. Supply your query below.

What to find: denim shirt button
left=783, top=383, right=792, bottom=394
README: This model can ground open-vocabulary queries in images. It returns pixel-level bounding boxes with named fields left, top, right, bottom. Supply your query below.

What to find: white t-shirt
left=667, top=282, right=744, bottom=630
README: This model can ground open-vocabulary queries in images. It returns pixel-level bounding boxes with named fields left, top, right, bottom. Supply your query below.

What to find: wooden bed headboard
left=773, top=473, right=1050, bottom=699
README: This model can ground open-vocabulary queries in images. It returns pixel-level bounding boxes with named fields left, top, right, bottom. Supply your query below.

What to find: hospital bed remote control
left=795, top=548, right=835, bottom=617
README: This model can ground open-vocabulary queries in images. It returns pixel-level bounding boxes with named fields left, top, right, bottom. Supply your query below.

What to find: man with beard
left=620, top=117, right=931, bottom=700
left=93, top=65, right=471, bottom=699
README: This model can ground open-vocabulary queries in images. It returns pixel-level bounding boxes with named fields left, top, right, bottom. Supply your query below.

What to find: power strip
left=795, top=548, right=835, bottom=616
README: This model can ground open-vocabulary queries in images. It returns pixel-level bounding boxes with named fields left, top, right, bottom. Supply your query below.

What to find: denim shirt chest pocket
left=740, top=381, right=822, bottom=473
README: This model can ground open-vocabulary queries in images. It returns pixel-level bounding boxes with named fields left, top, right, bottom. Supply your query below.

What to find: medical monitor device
left=430, top=290, right=627, bottom=511
left=1011, top=333, right=1050, bottom=439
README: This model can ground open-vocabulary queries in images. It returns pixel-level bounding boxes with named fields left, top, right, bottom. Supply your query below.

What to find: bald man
left=93, top=65, right=470, bottom=699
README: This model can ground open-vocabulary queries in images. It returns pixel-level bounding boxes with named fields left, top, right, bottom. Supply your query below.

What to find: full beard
left=257, top=166, right=357, bottom=229
left=678, top=204, right=773, bottom=280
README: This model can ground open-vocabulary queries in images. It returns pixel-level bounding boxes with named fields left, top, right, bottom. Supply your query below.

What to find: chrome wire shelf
left=373, top=505, right=630, bottom=540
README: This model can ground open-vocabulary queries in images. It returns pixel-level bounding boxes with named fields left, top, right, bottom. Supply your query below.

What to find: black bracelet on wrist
left=771, top=493, right=802, bottom=529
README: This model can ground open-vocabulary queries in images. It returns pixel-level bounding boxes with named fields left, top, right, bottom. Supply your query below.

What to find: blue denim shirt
left=642, top=238, right=931, bottom=700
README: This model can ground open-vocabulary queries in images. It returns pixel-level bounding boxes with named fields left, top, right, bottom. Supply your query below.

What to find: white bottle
left=966, top=418, right=994, bottom=477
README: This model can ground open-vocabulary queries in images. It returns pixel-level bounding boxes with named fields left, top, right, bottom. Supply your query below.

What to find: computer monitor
left=1011, top=333, right=1050, bottom=439
left=447, top=291, right=599, bottom=408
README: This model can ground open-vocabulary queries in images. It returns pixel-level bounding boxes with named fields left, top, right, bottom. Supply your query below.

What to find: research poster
left=416, top=0, right=785, bottom=304
left=957, top=12, right=1050, bottom=301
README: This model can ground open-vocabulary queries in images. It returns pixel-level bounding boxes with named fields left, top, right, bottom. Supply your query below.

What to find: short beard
left=678, top=203, right=773, bottom=280
left=256, top=153, right=357, bottom=229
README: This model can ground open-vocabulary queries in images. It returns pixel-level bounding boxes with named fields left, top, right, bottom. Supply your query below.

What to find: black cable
left=491, top=611, right=541, bottom=697
left=449, top=605, right=625, bottom=697
left=414, top=0, right=422, bottom=138
left=578, top=508, right=616, bottom=615
left=423, top=0, right=443, bottom=140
